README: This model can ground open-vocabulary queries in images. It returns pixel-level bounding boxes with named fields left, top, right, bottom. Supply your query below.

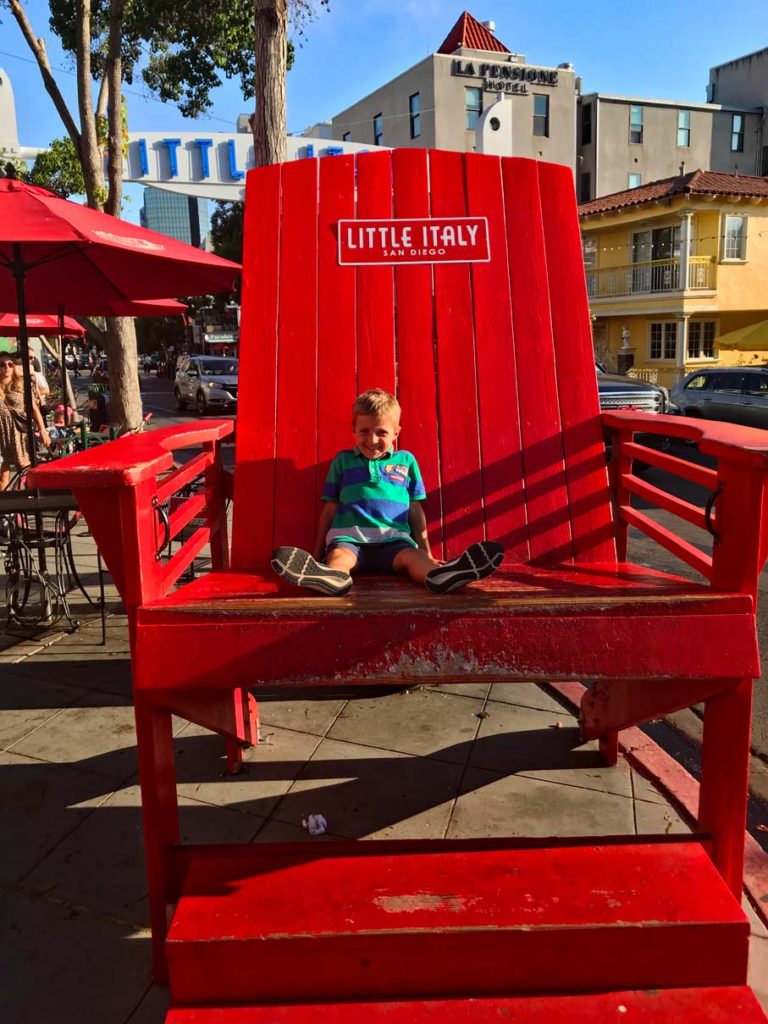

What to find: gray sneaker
left=425, top=541, right=504, bottom=594
left=271, top=546, right=353, bottom=596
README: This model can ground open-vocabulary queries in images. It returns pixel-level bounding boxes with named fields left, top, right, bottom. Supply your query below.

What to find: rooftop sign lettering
left=338, top=217, right=490, bottom=266
left=452, top=58, right=559, bottom=94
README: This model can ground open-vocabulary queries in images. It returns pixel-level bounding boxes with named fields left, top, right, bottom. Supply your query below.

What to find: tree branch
left=76, top=0, right=104, bottom=207
left=6, top=0, right=81, bottom=150
left=104, top=0, right=125, bottom=216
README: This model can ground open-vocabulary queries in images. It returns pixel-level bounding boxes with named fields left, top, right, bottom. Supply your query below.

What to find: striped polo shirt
left=322, top=447, right=427, bottom=547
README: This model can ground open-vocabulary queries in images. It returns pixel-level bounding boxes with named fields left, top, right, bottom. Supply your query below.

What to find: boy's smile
left=353, top=414, right=400, bottom=459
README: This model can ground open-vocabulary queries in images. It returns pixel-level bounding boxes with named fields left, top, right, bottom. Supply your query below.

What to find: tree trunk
left=75, top=0, right=105, bottom=208
left=104, top=0, right=125, bottom=217
left=103, top=0, right=141, bottom=428
left=251, top=0, right=287, bottom=166
left=105, top=317, right=143, bottom=429
left=38, top=335, right=78, bottom=413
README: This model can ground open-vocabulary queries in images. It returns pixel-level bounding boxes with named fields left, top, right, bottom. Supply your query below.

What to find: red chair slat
left=231, top=163, right=282, bottom=569
left=355, top=151, right=396, bottom=394
left=273, top=158, right=320, bottom=554
left=502, top=157, right=573, bottom=563
left=392, top=149, right=444, bottom=559
left=317, top=155, right=358, bottom=496
left=538, top=161, right=615, bottom=562
left=465, top=152, right=529, bottom=561
left=430, top=149, right=485, bottom=558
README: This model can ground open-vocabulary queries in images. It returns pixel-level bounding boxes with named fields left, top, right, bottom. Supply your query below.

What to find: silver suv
left=670, top=367, right=768, bottom=428
left=175, top=356, right=239, bottom=416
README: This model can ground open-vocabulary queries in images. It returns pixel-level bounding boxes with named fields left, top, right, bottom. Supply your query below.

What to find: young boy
left=272, top=388, right=503, bottom=596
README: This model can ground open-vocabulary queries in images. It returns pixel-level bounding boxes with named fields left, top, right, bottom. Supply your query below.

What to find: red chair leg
left=134, top=694, right=179, bottom=984
left=697, top=678, right=753, bottom=898
left=599, top=731, right=619, bottom=767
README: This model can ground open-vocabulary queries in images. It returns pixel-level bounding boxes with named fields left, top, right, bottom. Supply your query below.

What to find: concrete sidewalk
left=1, top=529, right=766, bottom=1021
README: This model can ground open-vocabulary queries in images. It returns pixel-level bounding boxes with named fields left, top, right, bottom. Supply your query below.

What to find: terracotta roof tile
left=438, top=11, right=511, bottom=55
left=579, top=170, right=768, bottom=217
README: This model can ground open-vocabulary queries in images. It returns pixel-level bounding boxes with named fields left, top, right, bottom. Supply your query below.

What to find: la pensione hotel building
left=312, top=12, right=767, bottom=203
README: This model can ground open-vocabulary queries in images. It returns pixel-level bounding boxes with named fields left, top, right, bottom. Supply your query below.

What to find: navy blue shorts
left=328, top=539, right=414, bottom=574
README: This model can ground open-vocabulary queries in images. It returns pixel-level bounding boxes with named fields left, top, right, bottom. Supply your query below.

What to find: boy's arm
left=408, top=501, right=433, bottom=558
left=314, top=502, right=337, bottom=560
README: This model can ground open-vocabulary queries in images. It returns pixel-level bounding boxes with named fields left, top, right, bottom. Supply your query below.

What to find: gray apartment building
left=329, top=12, right=578, bottom=171
left=577, top=93, right=763, bottom=202
left=320, top=11, right=768, bottom=204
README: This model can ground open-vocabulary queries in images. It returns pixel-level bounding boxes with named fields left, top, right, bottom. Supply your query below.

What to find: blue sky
left=1, top=0, right=766, bottom=220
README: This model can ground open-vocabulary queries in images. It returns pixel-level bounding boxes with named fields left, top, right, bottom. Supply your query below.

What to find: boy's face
left=353, top=414, right=400, bottom=460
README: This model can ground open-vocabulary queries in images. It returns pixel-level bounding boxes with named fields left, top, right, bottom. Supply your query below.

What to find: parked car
left=596, top=362, right=672, bottom=416
left=175, top=355, right=239, bottom=415
left=670, top=366, right=768, bottom=429
left=596, top=363, right=676, bottom=466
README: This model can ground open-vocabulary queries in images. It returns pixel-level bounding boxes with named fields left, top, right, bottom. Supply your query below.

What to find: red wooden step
left=166, top=840, right=748, bottom=1006
left=164, top=987, right=768, bottom=1022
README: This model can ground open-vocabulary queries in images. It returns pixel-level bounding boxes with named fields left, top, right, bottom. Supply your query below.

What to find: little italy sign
left=337, top=217, right=490, bottom=266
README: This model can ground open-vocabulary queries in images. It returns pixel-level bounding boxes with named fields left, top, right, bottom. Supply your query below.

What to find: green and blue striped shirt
left=322, top=447, right=426, bottom=547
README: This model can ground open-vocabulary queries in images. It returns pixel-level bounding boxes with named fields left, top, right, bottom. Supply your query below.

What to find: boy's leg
left=392, top=547, right=440, bottom=584
left=325, top=546, right=359, bottom=574
left=271, top=546, right=354, bottom=596
left=424, top=541, right=504, bottom=594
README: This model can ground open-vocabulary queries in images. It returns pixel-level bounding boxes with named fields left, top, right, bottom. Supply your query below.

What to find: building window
left=687, top=321, right=716, bottom=359
left=649, top=322, right=677, bottom=360
left=581, top=103, right=592, bottom=145
left=373, top=113, right=383, bottom=146
left=628, top=173, right=642, bottom=188
left=409, top=93, right=421, bottom=139
left=342, top=131, right=351, bottom=142
left=465, top=87, right=482, bottom=130
left=533, top=94, right=549, bottom=137
left=731, top=114, right=744, bottom=152
left=677, top=109, right=691, bottom=147
left=582, top=236, right=597, bottom=269
left=722, top=215, right=747, bottom=260
left=579, top=172, right=591, bottom=203
left=630, top=105, right=644, bottom=144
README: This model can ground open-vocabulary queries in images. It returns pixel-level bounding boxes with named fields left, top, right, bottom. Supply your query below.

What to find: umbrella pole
left=10, top=244, right=52, bottom=620
left=10, top=245, right=39, bottom=470
left=58, top=306, right=67, bottom=416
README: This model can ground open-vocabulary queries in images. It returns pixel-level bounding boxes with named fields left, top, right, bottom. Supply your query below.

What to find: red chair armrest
left=601, top=410, right=768, bottom=468
left=27, top=420, right=234, bottom=490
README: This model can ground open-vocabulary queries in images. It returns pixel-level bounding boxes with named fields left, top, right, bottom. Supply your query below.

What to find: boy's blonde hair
left=352, top=388, right=400, bottom=423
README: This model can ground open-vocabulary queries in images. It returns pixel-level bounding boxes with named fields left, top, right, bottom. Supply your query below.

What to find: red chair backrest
left=231, top=149, right=615, bottom=571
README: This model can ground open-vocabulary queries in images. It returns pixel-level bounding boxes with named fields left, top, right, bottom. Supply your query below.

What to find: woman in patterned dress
left=0, top=354, right=50, bottom=490
left=0, top=352, right=26, bottom=490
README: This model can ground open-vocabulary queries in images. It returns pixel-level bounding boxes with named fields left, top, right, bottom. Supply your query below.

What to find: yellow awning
left=716, top=320, right=768, bottom=350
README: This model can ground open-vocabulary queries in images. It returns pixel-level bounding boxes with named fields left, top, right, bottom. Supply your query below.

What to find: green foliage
left=46, top=0, right=297, bottom=119
left=29, top=136, right=85, bottom=198
left=0, top=149, right=30, bottom=180
left=210, top=202, right=244, bottom=265
left=135, top=315, right=186, bottom=355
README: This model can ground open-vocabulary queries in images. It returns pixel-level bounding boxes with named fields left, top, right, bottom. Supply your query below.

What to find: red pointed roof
left=579, top=170, right=768, bottom=218
left=438, top=11, right=511, bottom=55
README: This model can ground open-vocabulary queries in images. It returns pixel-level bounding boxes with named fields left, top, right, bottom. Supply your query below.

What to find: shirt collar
left=353, top=444, right=394, bottom=460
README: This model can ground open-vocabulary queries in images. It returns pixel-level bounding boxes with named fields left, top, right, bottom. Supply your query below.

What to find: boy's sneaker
left=271, top=546, right=353, bottom=596
left=425, top=540, right=504, bottom=594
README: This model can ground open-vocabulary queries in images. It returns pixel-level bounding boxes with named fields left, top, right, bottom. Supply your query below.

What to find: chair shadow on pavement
left=0, top=701, right=620, bottom=1024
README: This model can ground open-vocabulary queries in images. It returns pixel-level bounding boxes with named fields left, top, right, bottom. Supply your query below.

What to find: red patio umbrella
left=0, top=175, right=240, bottom=464
left=107, top=298, right=188, bottom=318
left=0, top=312, right=85, bottom=337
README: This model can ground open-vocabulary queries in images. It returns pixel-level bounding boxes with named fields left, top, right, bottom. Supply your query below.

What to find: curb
left=546, top=680, right=768, bottom=930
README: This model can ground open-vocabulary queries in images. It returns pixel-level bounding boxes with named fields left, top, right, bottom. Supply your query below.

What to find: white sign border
left=337, top=216, right=492, bottom=267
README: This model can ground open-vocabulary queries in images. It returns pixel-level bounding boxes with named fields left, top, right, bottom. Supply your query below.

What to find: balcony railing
left=586, top=256, right=716, bottom=298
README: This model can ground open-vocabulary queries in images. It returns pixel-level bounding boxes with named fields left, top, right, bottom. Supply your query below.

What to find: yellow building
left=579, top=171, right=768, bottom=388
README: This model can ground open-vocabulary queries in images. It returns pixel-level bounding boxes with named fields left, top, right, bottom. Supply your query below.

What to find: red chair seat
left=134, top=562, right=757, bottom=691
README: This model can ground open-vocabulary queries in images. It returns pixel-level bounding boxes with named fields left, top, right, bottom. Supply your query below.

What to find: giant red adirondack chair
left=31, top=149, right=768, bottom=1021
